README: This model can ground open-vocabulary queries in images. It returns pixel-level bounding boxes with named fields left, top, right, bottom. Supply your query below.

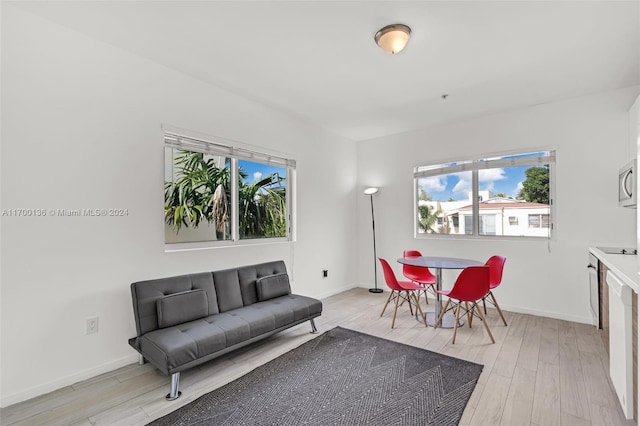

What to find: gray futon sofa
left=128, top=260, right=322, bottom=400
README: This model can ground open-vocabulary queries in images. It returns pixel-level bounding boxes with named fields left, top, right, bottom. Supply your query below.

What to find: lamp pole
left=364, top=187, right=383, bottom=293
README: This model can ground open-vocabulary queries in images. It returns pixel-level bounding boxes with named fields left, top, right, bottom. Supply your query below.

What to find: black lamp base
left=369, top=288, right=383, bottom=293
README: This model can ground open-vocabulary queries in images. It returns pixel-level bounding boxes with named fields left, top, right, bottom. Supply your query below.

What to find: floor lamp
left=364, top=187, right=383, bottom=293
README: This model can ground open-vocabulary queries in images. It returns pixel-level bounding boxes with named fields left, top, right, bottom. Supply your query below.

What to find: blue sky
left=419, top=165, right=530, bottom=201
left=238, top=160, right=286, bottom=184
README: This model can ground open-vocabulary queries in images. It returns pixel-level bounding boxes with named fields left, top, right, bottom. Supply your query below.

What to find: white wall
left=357, top=87, right=640, bottom=324
left=0, top=5, right=357, bottom=406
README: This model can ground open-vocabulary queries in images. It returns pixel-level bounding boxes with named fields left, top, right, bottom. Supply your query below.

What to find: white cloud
left=452, top=177, right=471, bottom=194
left=253, top=171, right=263, bottom=181
left=479, top=168, right=506, bottom=182
left=516, top=180, right=524, bottom=195
left=420, top=176, right=447, bottom=192
left=478, top=168, right=507, bottom=191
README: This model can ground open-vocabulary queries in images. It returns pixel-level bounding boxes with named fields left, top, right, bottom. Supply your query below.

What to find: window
left=164, top=132, right=295, bottom=246
left=414, top=150, right=554, bottom=238
left=528, top=214, right=550, bottom=228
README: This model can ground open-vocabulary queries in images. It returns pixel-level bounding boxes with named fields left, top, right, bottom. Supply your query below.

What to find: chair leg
left=452, top=303, right=461, bottom=344
left=434, top=300, right=450, bottom=329
left=465, top=302, right=472, bottom=327
left=380, top=290, right=394, bottom=317
left=413, top=292, right=428, bottom=328
left=475, top=304, right=495, bottom=344
left=391, top=291, right=401, bottom=328
left=483, top=297, right=487, bottom=314
left=424, top=289, right=429, bottom=305
left=489, top=291, right=508, bottom=326
left=406, top=291, right=414, bottom=316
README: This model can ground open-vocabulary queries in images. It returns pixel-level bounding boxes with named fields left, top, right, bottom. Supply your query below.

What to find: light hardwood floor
left=1, top=288, right=634, bottom=426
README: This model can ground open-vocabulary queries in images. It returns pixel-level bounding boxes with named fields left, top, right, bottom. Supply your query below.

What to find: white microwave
left=619, top=159, right=636, bottom=208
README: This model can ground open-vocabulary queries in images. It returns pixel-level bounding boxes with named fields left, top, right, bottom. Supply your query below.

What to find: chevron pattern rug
left=149, top=327, right=483, bottom=426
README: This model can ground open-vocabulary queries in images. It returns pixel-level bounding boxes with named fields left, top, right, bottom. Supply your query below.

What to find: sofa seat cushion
left=225, top=305, right=277, bottom=338
left=137, top=295, right=322, bottom=374
left=140, top=313, right=253, bottom=372
left=258, top=294, right=323, bottom=327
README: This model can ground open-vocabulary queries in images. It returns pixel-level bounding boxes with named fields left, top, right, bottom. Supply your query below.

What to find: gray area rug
left=148, top=327, right=483, bottom=426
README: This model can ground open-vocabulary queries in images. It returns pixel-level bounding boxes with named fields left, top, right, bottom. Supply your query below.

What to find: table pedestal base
left=416, top=312, right=463, bottom=328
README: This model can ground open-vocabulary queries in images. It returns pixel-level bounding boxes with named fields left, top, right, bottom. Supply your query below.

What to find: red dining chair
left=402, top=250, right=437, bottom=305
left=434, top=266, right=495, bottom=344
left=378, top=258, right=428, bottom=329
left=482, top=255, right=508, bottom=326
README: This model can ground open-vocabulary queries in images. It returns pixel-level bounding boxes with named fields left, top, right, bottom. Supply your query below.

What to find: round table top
left=397, top=256, right=484, bottom=269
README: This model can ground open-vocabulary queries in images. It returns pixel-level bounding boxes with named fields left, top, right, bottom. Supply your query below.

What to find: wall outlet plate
left=86, top=316, right=99, bottom=334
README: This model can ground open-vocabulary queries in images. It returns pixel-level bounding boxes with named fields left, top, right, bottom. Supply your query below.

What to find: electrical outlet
left=86, top=316, right=99, bottom=334
left=322, top=269, right=328, bottom=278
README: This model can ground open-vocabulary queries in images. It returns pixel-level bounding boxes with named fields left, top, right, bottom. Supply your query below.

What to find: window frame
left=413, top=148, right=556, bottom=240
left=163, top=130, right=296, bottom=251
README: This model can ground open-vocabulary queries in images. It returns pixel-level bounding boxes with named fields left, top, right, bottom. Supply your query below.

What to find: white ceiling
left=12, top=1, right=640, bottom=141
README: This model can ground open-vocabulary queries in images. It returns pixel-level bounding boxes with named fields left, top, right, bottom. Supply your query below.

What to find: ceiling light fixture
left=374, top=24, right=411, bottom=54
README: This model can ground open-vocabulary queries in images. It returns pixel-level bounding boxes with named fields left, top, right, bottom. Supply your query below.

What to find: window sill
left=164, top=237, right=292, bottom=253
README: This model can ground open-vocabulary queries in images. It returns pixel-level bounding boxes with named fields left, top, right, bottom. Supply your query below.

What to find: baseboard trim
left=0, top=353, right=139, bottom=408
left=485, top=302, right=592, bottom=325
left=312, top=283, right=359, bottom=300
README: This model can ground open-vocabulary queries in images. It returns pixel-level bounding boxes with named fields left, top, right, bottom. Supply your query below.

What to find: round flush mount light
left=374, top=24, right=412, bottom=54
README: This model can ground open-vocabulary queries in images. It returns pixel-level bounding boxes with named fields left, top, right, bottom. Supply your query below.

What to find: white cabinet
left=608, top=269, right=634, bottom=419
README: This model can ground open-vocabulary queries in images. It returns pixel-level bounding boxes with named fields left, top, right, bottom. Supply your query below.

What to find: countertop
left=589, top=247, right=639, bottom=293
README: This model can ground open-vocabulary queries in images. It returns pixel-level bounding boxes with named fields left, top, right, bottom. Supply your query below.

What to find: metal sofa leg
left=138, top=354, right=146, bottom=365
left=310, top=319, right=318, bottom=334
left=166, top=372, right=182, bottom=401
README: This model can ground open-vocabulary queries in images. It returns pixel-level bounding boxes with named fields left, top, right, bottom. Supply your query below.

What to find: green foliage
left=518, top=165, right=549, bottom=204
left=418, top=188, right=444, bottom=233
left=419, top=188, right=432, bottom=201
left=164, top=150, right=287, bottom=240
left=164, top=151, right=230, bottom=236
left=238, top=173, right=286, bottom=239
left=417, top=204, right=442, bottom=233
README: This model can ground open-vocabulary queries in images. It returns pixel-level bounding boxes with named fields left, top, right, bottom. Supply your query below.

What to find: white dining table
left=397, top=256, right=484, bottom=328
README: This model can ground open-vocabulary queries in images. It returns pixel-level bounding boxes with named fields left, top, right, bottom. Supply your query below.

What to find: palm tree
left=165, top=150, right=287, bottom=240
left=238, top=172, right=287, bottom=239
left=417, top=204, right=442, bottom=233
left=164, top=150, right=230, bottom=238
left=417, top=189, right=442, bottom=233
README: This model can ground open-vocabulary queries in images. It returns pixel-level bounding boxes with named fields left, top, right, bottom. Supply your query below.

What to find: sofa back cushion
left=156, top=289, right=208, bottom=328
left=131, top=272, right=218, bottom=336
left=256, top=273, right=291, bottom=301
left=212, top=268, right=244, bottom=312
left=130, top=261, right=290, bottom=335
left=237, top=261, right=288, bottom=306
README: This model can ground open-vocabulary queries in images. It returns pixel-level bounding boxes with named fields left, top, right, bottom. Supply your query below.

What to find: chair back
left=378, top=258, right=405, bottom=291
left=404, top=250, right=421, bottom=257
left=402, top=250, right=436, bottom=282
left=485, top=255, right=507, bottom=287
left=447, top=266, right=490, bottom=302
